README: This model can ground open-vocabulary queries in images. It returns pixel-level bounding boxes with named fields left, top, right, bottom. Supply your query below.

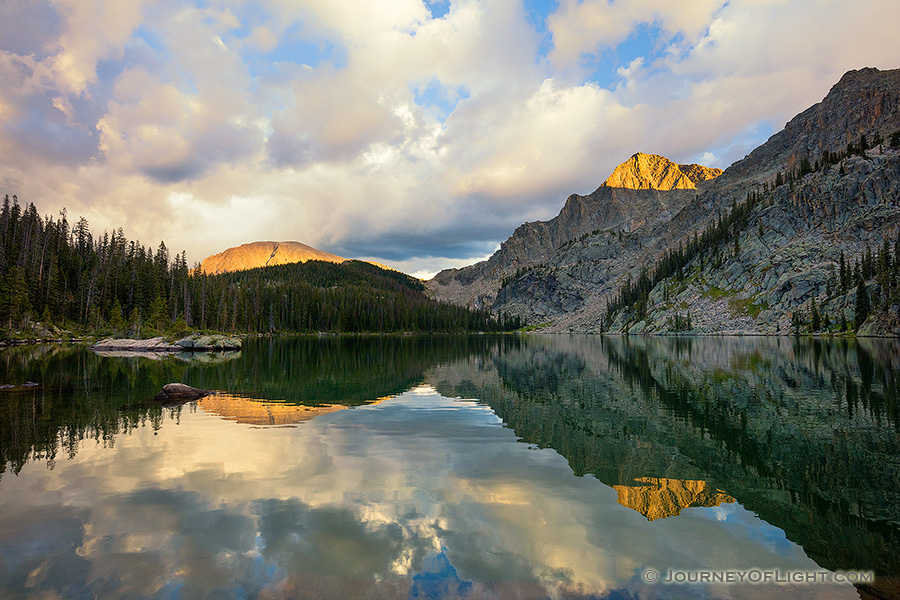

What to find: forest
left=0, top=195, right=521, bottom=338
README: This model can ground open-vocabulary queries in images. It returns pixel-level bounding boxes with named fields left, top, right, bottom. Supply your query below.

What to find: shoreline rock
left=92, top=335, right=241, bottom=353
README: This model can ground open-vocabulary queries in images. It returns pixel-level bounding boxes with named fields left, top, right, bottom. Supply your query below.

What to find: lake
left=0, top=335, right=897, bottom=599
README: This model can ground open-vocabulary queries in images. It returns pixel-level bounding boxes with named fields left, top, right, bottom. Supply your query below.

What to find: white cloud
left=49, top=0, right=146, bottom=95
left=245, top=25, right=279, bottom=52
left=547, top=0, right=724, bottom=70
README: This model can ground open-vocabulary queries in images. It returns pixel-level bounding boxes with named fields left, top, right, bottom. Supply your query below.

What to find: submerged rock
left=153, top=383, right=214, bottom=402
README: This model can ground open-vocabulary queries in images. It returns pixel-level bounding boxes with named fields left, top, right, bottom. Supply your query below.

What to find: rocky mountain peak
left=602, top=153, right=722, bottom=190
left=200, top=241, right=346, bottom=275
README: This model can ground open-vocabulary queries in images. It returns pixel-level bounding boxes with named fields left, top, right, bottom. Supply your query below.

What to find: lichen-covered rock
left=92, top=337, right=178, bottom=352
left=173, top=335, right=241, bottom=350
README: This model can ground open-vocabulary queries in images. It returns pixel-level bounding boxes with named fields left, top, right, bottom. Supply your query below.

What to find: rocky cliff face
left=429, top=67, right=900, bottom=335
left=428, top=156, right=719, bottom=310
left=200, top=241, right=347, bottom=275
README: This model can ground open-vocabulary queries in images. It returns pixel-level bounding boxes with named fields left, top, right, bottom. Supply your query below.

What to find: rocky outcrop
left=200, top=241, right=346, bottom=275
left=173, top=335, right=242, bottom=350
left=92, top=335, right=241, bottom=353
left=92, top=337, right=182, bottom=352
left=603, top=153, right=722, bottom=190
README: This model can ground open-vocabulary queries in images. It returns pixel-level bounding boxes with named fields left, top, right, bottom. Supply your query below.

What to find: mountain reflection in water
left=199, top=394, right=361, bottom=426
left=0, top=335, right=897, bottom=599
left=612, top=478, right=736, bottom=521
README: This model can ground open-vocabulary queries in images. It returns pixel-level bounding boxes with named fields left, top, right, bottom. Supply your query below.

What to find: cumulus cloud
left=547, top=0, right=724, bottom=70
left=1, top=0, right=900, bottom=274
left=49, top=0, right=146, bottom=95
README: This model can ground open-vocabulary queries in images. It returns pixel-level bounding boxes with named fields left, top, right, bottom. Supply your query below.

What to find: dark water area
left=0, top=335, right=897, bottom=599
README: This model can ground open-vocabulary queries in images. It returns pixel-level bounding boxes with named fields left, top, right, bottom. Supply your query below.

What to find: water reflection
left=430, top=335, right=900, bottom=592
left=0, top=335, right=897, bottom=599
left=612, top=478, right=735, bottom=521
left=199, top=394, right=357, bottom=426
left=0, top=336, right=490, bottom=478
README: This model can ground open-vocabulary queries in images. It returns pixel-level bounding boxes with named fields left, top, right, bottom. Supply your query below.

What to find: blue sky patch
left=426, top=0, right=450, bottom=20
left=524, top=0, right=558, bottom=62
left=583, top=22, right=670, bottom=89
left=413, top=78, right=470, bottom=123
left=259, top=24, right=346, bottom=72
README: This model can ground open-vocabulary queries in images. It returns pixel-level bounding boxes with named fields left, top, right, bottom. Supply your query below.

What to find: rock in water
left=153, top=383, right=213, bottom=402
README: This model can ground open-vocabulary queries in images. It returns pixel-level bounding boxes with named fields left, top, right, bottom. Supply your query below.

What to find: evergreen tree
left=839, top=251, right=848, bottom=293
left=109, top=300, right=126, bottom=334
left=855, top=276, right=870, bottom=330
left=810, top=296, right=821, bottom=332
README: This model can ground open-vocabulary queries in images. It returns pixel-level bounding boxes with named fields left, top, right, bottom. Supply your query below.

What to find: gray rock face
left=173, top=335, right=242, bottom=350
left=428, top=67, right=900, bottom=335
left=428, top=185, right=700, bottom=310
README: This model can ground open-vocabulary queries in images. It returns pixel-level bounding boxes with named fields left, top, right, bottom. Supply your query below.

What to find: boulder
left=173, top=335, right=242, bottom=351
left=153, top=383, right=213, bottom=402
left=93, top=337, right=178, bottom=352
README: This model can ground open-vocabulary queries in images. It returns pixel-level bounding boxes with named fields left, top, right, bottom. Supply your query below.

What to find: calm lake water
left=0, top=335, right=898, bottom=600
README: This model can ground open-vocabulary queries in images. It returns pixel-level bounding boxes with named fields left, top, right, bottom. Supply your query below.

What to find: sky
left=1, top=0, right=899, bottom=278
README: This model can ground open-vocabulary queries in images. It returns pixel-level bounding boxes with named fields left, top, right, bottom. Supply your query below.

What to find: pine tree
left=109, top=300, right=126, bottom=334
left=855, top=276, right=870, bottom=330
left=839, top=251, right=848, bottom=293
left=791, top=311, right=802, bottom=336
left=811, top=297, right=821, bottom=332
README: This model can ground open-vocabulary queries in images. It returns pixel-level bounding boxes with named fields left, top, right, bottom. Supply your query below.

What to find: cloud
left=547, top=0, right=725, bottom=70
left=1, top=0, right=900, bottom=275
left=49, top=0, right=146, bottom=95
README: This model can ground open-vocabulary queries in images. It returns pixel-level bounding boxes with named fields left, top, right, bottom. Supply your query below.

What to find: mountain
left=200, top=241, right=347, bottom=275
left=603, top=153, right=721, bottom=190
left=428, top=154, right=722, bottom=311
left=429, top=67, right=900, bottom=335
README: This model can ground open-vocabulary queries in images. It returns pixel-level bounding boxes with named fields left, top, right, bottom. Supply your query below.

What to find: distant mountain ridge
left=429, top=67, right=900, bottom=335
left=200, top=241, right=346, bottom=275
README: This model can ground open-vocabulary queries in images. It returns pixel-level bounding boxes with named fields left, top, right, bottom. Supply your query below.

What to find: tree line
left=0, top=195, right=521, bottom=338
